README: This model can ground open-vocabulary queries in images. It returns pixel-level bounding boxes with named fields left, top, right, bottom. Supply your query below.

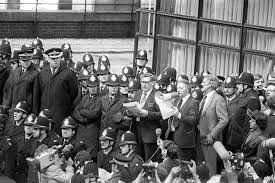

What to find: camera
left=230, top=152, right=245, bottom=170
left=142, top=163, right=156, bottom=179
left=179, top=160, right=193, bottom=180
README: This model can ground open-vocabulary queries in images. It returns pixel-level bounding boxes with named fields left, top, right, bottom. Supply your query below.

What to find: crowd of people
left=0, top=38, right=274, bottom=183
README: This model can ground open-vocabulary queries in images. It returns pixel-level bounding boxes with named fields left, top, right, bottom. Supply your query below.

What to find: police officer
left=122, top=66, right=135, bottom=82
left=31, top=48, right=44, bottom=71
left=73, top=69, right=89, bottom=107
left=135, top=49, right=148, bottom=80
left=128, top=80, right=141, bottom=102
left=191, top=75, right=203, bottom=91
left=15, top=114, right=37, bottom=183
left=223, top=76, right=240, bottom=153
left=60, top=117, right=86, bottom=159
left=31, top=37, right=43, bottom=51
left=62, top=49, right=75, bottom=70
left=0, top=41, right=12, bottom=65
left=101, top=74, right=129, bottom=145
left=39, top=47, right=78, bottom=134
left=4, top=44, right=40, bottom=115
left=97, top=63, right=110, bottom=96
left=0, top=43, right=12, bottom=105
left=119, top=131, right=143, bottom=180
left=162, top=67, right=177, bottom=84
left=83, top=53, right=96, bottom=74
left=38, top=109, right=60, bottom=143
left=98, top=55, right=110, bottom=70
left=97, top=127, right=116, bottom=173
left=235, top=72, right=261, bottom=143
left=119, top=74, right=129, bottom=97
left=9, top=50, right=20, bottom=71
left=33, top=116, right=55, bottom=148
left=72, top=74, right=101, bottom=159
left=155, top=74, right=170, bottom=92
left=5, top=101, right=30, bottom=143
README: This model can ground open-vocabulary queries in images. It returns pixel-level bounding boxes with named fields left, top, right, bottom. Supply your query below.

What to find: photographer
left=60, top=117, right=86, bottom=160
left=38, top=147, right=75, bottom=183
left=241, top=112, right=267, bottom=160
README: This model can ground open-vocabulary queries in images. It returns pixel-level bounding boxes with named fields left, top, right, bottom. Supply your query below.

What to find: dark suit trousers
left=144, top=143, right=158, bottom=162
left=179, top=147, right=195, bottom=161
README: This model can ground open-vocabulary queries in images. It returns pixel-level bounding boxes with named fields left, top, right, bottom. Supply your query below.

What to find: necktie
left=140, top=92, right=147, bottom=106
left=177, top=98, right=183, bottom=110
left=199, top=95, right=207, bottom=116
left=52, top=68, right=56, bottom=74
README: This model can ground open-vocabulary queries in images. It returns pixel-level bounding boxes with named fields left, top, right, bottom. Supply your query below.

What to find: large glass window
left=135, top=0, right=275, bottom=77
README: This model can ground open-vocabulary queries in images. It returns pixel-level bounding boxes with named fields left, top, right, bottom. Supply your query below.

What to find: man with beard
left=39, top=48, right=78, bottom=134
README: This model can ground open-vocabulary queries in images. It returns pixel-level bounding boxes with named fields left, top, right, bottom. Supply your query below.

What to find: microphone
left=213, top=141, right=231, bottom=160
left=155, top=128, right=162, bottom=138
left=263, top=138, right=275, bottom=149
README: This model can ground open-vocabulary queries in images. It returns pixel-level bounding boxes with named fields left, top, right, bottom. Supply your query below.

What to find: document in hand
left=123, top=102, right=144, bottom=116
left=155, top=91, right=178, bottom=120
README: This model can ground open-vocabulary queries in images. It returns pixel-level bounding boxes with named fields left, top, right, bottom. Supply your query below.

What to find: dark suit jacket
left=198, top=91, right=228, bottom=142
left=173, top=96, right=199, bottom=148
left=7, top=64, right=40, bottom=114
left=134, top=89, right=162, bottom=143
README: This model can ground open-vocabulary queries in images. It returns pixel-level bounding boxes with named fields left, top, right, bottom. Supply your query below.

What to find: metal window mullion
left=152, top=0, right=160, bottom=74
left=239, top=0, right=249, bottom=74
left=194, top=0, right=203, bottom=74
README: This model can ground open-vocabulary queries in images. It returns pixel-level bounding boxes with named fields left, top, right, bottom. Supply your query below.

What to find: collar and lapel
left=106, top=93, right=120, bottom=111
left=200, top=91, right=216, bottom=116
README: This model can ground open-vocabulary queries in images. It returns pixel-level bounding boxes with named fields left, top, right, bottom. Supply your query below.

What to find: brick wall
left=0, top=12, right=135, bottom=38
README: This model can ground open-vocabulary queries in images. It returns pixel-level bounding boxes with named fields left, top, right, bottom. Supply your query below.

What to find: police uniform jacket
left=5, top=120, right=25, bottom=144
left=234, top=88, right=261, bottom=142
left=2, top=69, right=14, bottom=108
left=172, top=96, right=199, bottom=149
left=39, top=64, right=78, bottom=132
left=7, top=64, right=40, bottom=114
left=99, top=85, right=108, bottom=97
left=61, top=135, right=86, bottom=159
left=36, top=135, right=55, bottom=148
left=0, top=67, right=10, bottom=105
left=101, top=93, right=129, bottom=132
left=133, top=89, right=162, bottom=143
left=97, top=150, right=114, bottom=173
left=127, top=152, right=143, bottom=180
left=72, top=94, right=101, bottom=157
left=224, top=95, right=243, bottom=150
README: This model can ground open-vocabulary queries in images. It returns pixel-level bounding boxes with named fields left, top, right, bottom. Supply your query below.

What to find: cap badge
left=85, top=55, right=90, bottom=61
left=111, top=75, right=117, bottom=81
left=167, top=85, right=172, bottom=92
left=33, top=49, right=37, bottom=55
left=102, top=129, right=107, bottom=137
left=192, top=76, right=197, bottom=83
left=122, top=75, right=127, bottom=82
left=139, top=50, right=145, bottom=56
left=25, top=44, right=30, bottom=48
left=63, top=118, right=70, bottom=125
left=16, top=102, right=21, bottom=109
left=101, top=56, right=107, bottom=62
left=33, top=39, right=38, bottom=45
left=124, top=67, right=128, bottom=74
left=129, top=81, right=134, bottom=87
left=90, top=75, right=96, bottom=82
left=226, top=77, right=231, bottom=84
left=154, top=83, right=160, bottom=90
left=100, top=64, right=106, bottom=71
left=83, top=69, right=88, bottom=76
left=64, top=43, right=70, bottom=50
left=192, top=91, right=198, bottom=99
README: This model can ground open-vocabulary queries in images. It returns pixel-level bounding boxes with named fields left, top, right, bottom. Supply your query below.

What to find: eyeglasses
left=141, top=80, right=152, bottom=84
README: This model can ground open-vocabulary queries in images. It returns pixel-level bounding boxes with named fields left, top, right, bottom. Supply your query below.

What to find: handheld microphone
left=155, top=128, right=162, bottom=138
left=213, top=141, right=231, bottom=160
